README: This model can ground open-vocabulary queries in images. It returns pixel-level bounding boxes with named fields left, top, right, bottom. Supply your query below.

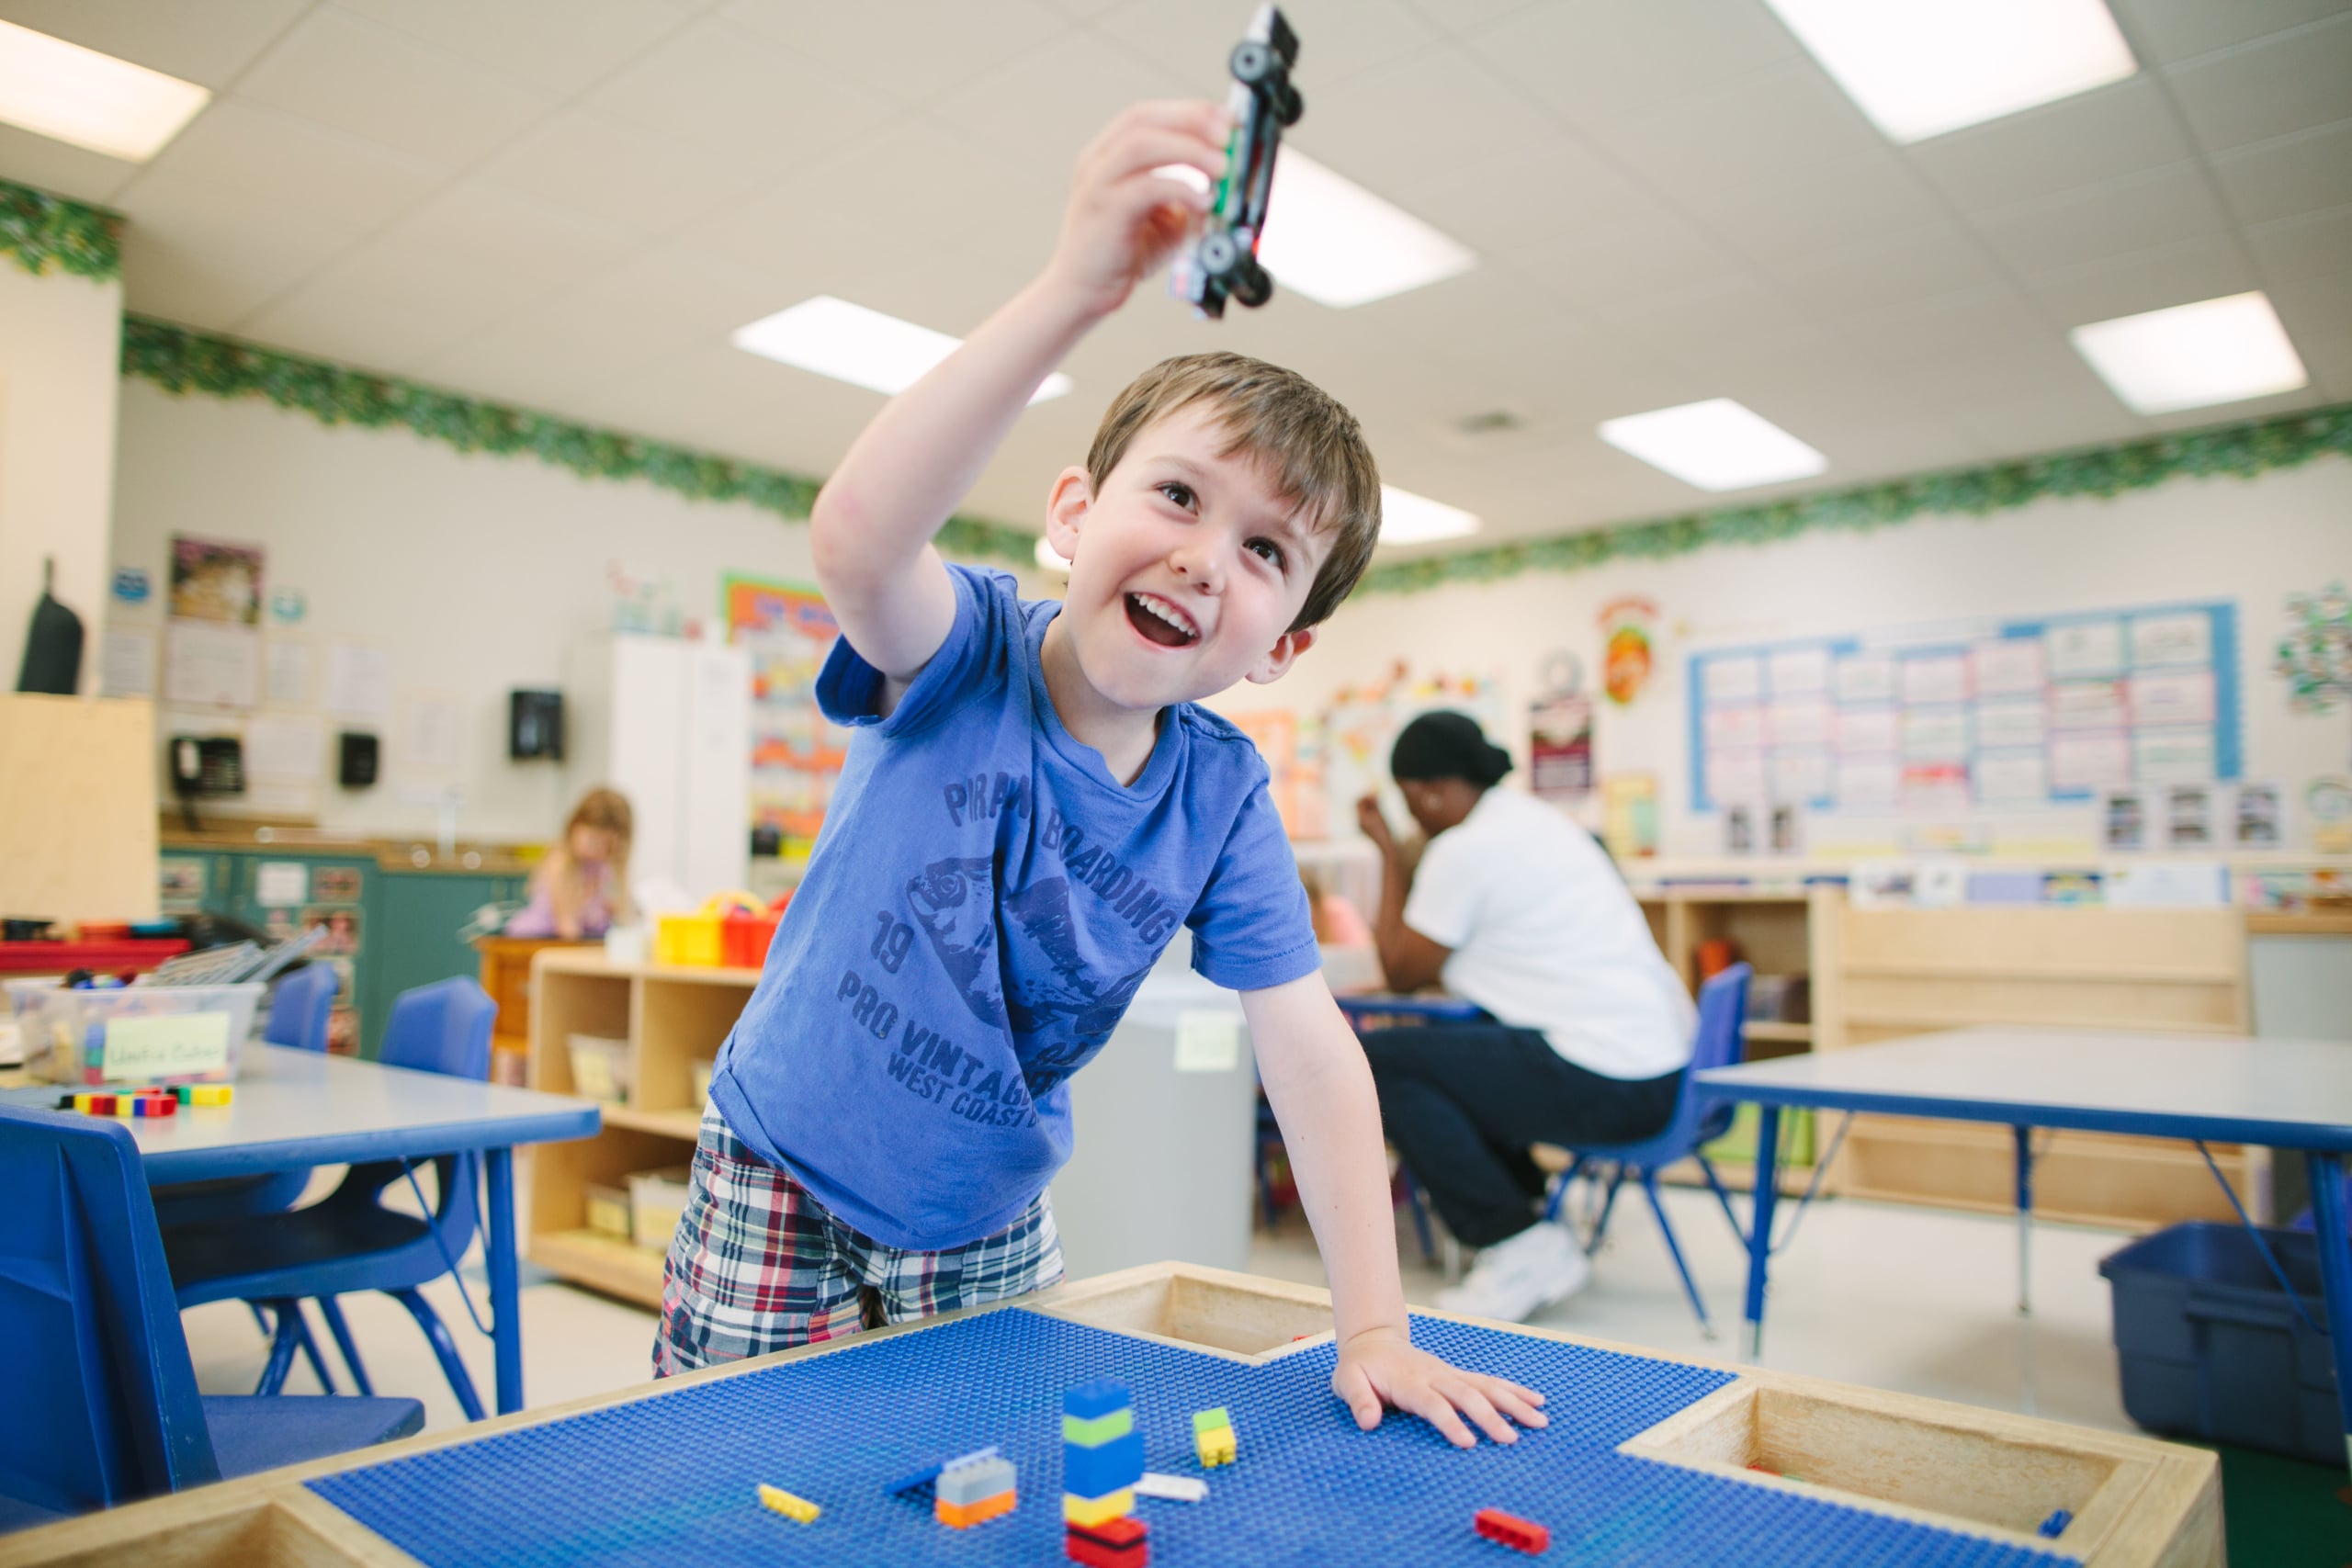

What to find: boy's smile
left=1039, top=404, right=1326, bottom=780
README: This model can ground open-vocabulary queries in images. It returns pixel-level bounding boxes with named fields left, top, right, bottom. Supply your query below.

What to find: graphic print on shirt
left=1001, top=876, right=1153, bottom=1038
left=905, top=856, right=1004, bottom=1029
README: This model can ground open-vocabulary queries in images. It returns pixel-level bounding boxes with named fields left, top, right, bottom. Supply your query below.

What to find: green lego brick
left=1062, top=1407, right=1135, bottom=1447
left=1191, top=1407, right=1232, bottom=1435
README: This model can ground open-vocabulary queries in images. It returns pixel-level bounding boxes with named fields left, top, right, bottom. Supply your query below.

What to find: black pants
left=1363, top=1022, right=1683, bottom=1248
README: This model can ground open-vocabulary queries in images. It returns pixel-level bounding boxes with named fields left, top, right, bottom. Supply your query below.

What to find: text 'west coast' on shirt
left=709, top=565, right=1319, bottom=1250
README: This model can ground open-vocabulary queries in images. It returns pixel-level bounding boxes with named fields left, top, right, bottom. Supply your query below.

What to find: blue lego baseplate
left=307, top=1310, right=2078, bottom=1567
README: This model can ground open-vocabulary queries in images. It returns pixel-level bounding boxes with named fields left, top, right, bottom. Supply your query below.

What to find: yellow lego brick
left=188, top=1083, right=234, bottom=1107
left=1196, top=1429, right=1237, bottom=1468
left=1061, top=1489, right=1134, bottom=1527
left=757, top=1483, right=820, bottom=1523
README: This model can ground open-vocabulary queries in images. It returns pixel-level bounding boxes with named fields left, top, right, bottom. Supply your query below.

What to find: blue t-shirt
left=708, top=564, right=1320, bottom=1250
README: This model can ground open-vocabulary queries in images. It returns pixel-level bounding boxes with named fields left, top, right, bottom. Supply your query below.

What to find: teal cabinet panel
left=368, top=873, right=521, bottom=1058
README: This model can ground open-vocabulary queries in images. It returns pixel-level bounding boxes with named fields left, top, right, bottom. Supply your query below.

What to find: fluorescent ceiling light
left=1379, top=486, right=1480, bottom=546
left=1035, top=536, right=1071, bottom=574
left=732, top=296, right=1071, bottom=403
left=1762, top=0, right=2136, bottom=144
left=2069, top=292, right=2308, bottom=415
left=0, top=19, right=209, bottom=161
left=1256, top=149, right=1476, bottom=309
left=1599, top=399, right=1828, bottom=492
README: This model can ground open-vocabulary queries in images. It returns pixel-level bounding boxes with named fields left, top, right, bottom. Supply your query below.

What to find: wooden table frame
left=0, top=1263, right=2219, bottom=1567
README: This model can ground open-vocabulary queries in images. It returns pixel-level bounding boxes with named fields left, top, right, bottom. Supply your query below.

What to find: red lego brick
left=1066, top=1514, right=1148, bottom=1568
left=1474, top=1507, right=1549, bottom=1554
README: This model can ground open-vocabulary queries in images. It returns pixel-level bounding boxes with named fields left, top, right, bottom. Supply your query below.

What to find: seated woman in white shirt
left=1356, top=711, right=1695, bottom=1323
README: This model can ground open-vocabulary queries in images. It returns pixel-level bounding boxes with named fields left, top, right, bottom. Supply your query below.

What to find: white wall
left=0, top=263, right=120, bottom=684
left=1237, top=456, right=2352, bottom=860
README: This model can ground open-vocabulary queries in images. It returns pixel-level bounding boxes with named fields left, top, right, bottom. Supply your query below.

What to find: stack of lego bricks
left=1062, top=1379, right=1148, bottom=1567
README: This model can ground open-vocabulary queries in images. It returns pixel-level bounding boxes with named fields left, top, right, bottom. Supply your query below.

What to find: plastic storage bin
left=690, top=1058, right=715, bottom=1107
left=720, top=910, right=781, bottom=969
left=654, top=912, right=722, bottom=967
left=2098, top=1221, right=2336, bottom=1465
left=582, top=1182, right=633, bottom=1243
left=10, top=979, right=261, bottom=1087
left=630, top=1166, right=693, bottom=1252
left=567, top=1033, right=631, bottom=1105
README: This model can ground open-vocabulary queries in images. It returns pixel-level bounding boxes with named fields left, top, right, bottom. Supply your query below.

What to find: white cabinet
left=607, top=636, right=750, bottom=903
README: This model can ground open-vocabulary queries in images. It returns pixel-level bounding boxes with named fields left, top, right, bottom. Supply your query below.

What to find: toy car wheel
left=1230, top=40, right=1276, bottom=86
left=1231, top=256, right=1273, bottom=309
left=1272, top=83, right=1304, bottom=127
left=1198, top=230, right=1241, bottom=279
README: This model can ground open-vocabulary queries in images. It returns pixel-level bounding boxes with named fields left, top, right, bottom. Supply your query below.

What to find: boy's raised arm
left=808, top=102, right=1229, bottom=689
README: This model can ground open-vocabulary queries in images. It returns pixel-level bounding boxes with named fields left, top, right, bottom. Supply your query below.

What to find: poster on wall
left=1527, top=694, right=1593, bottom=804
left=1319, top=660, right=1510, bottom=837
left=725, top=576, right=849, bottom=851
left=170, top=536, right=264, bottom=625
left=1599, top=597, right=1657, bottom=706
left=1227, top=709, right=1326, bottom=839
left=1601, top=773, right=1659, bottom=860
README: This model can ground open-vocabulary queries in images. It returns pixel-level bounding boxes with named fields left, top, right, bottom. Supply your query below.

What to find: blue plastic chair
left=1541, top=964, right=1751, bottom=1337
left=164, top=978, right=499, bottom=1420
left=0, top=1103, right=422, bottom=1530
left=150, top=964, right=344, bottom=1237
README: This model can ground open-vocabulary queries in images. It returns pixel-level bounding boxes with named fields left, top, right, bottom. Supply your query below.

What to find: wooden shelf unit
left=526, top=948, right=761, bottom=1305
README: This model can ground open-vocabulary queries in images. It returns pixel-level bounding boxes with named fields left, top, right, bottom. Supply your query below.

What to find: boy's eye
left=1248, top=537, right=1286, bottom=570
left=1157, top=481, right=1195, bottom=510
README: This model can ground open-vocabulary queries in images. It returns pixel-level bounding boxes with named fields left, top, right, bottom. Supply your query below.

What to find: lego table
left=0, top=1043, right=600, bottom=1416
left=1698, top=1026, right=2352, bottom=1476
left=0, top=1264, right=2219, bottom=1567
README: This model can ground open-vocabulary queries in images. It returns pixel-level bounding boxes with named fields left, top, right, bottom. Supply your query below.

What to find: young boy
left=657, top=101, right=1544, bottom=1448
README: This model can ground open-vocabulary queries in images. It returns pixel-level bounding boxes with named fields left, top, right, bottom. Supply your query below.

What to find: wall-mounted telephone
left=171, top=735, right=244, bottom=795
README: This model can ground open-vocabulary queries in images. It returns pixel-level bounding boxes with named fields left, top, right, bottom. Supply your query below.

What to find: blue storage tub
left=2098, top=1222, right=2336, bottom=1465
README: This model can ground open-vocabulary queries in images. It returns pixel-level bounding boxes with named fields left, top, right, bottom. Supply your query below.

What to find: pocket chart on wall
left=1687, top=600, right=2240, bottom=814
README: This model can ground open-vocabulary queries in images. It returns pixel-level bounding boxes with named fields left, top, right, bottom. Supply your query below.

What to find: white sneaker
left=1434, top=1223, right=1591, bottom=1323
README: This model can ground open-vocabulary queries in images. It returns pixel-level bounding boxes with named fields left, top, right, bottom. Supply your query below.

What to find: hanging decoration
left=1599, top=597, right=1658, bottom=706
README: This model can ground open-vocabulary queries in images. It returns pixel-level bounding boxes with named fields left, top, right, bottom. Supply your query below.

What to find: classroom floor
left=176, top=1182, right=2347, bottom=1563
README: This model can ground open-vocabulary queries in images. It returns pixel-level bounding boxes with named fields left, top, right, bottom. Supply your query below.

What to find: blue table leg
left=487, top=1145, right=523, bottom=1416
left=2013, top=1124, right=2034, bottom=1317
left=2304, top=1150, right=2352, bottom=1476
left=1742, top=1105, right=1782, bottom=1360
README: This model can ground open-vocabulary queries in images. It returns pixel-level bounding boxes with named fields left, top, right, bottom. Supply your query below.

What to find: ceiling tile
left=113, top=167, right=369, bottom=327
left=0, top=0, right=310, bottom=89
left=2160, top=14, right=2352, bottom=152
left=1953, top=388, right=2144, bottom=457
left=1905, top=77, right=2193, bottom=214
left=1464, top=0, right=1801, bottom=130
left=134, top=97, right=440, bottom=233
left=2266, top=265, right=2352, bottom=344
left=546, top=244, right=798, bottom=349
left=2209, top=117, right=2352, bottom=224
left=722, top=0, right=1065, bottom=105
left=379, top=179, right=639, bottom=294
left=1390, top=118, right=1653, bottom=256
left=1767, top=223, right=2004, bottom=320
left=929, top=30, right=1193, bottom=168
left=1712, top=151, right=1948, bottom=265
left=1090, top=0, right=1439, bottom=94
left=2288, top=324, right=2352, bottom=400
left=770, top=118, right=1059, bottom=279
left=234, top=8, right=557, bottom=171
left=1592, top=59, right=1885, bottom=216
left=1970, top=163, right=2233, bottom=276
left=2141, top=383, right=2324, bottom=431
left=586, top=16, right=898, bottom=174
left=676, top=185, right=899, bottom=305
left=2112, top=0, right=2352, bottom=64
left=1838, top=286, right=2050, bottom=371
left=1296, top=46, right=1572, bottom=215
left=2024, top=234, right=2257, bottom=329
left=0, top=122, right=142, bottom=205
left=1505, top=206, right=1749, bottom=317
left=2245, top=201, right=2352, bottom=283
left=1400, top=0, right=1544, bottom=35
left=476, top=109, right=763, bottom=239
left=331, top=0, right=692, bottom=97
left=236, top=228, right=547, bottom=372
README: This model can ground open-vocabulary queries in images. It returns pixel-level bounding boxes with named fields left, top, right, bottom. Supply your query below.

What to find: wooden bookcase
left=525, top=948, right=759, bottom=1306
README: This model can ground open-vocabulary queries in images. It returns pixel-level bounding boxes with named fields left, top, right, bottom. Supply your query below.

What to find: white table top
left=4, top=1043, right=601, bottom=1181
left=1697, top=1026, right=2352, bottom=1149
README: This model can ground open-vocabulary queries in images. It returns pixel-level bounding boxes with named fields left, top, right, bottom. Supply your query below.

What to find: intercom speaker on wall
left=339, top=731, right=379, bottom=788
left=509, top=689, right=564, bottom=761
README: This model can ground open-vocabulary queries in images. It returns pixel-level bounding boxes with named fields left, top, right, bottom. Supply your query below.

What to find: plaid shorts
left=653, top=1104, right=1065, bottom=1377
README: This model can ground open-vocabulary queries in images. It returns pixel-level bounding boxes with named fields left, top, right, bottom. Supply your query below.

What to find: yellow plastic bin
left=654, top=913, right=722, bottom=967
left=630, top=1166, right=694, bottom=1252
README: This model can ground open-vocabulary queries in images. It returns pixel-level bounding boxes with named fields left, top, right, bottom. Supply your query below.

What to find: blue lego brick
left=1063, top=1378, right=1131, bottom=1422
left=306, top=1310, right=2082, bottom=1568
left=1061, top=1430, right=1143, bottom=1498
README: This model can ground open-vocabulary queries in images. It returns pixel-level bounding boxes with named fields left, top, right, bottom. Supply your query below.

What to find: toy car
left=1172, top=5, right=1301, bottom=319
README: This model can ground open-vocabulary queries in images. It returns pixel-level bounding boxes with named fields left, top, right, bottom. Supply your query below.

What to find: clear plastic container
left=629, top=1165, right=693, bottom=1251
left=583, top=1182, right=634, bottom=1243
left=11, top=979, right=261, bottom=1087
left=567, top=1033, right=631, bottom=1105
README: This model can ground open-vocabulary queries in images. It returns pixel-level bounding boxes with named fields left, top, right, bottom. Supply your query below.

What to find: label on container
left=1172, top=1011, right=1240, bottom=1074
left=103, top=1011, right=232, bottom=1081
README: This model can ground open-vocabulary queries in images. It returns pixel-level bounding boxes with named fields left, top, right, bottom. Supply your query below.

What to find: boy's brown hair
left=1085, top=352, right=1381, bottom=632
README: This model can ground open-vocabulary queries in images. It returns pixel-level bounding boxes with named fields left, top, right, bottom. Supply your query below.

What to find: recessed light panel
left=1599, top=400, right=1828, bottom=492
left=1378, top=486, right=1480, bottom=546
left=2070, top=292, right=2309, bottom=415
left=1255, top=149, right=1476, bottom=309
left=0, top=18, right=210, bottom=162
left=732, top=296, right=1071, bottom=404
left=1762, top=0, right=2136, bottom=143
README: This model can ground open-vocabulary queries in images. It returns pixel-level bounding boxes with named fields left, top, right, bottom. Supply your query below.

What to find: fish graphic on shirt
left=905, top=856, right=1006, bottom=1029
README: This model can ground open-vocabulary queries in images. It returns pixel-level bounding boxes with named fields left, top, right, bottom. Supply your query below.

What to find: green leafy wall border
left=8, top=175, right=2349, bottom=595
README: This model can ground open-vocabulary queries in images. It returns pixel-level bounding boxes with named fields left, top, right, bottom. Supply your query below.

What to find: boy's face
left=1044, top=404, right=1325, bottom=712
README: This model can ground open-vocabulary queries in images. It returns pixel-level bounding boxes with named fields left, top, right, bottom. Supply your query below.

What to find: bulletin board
left=1687, top=600, right=2241, bottom=814
left=725, top=576, right=849, bottom=846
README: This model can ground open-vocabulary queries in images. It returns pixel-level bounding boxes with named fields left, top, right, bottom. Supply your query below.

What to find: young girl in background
left=509, top=788, right=634, bottom=939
